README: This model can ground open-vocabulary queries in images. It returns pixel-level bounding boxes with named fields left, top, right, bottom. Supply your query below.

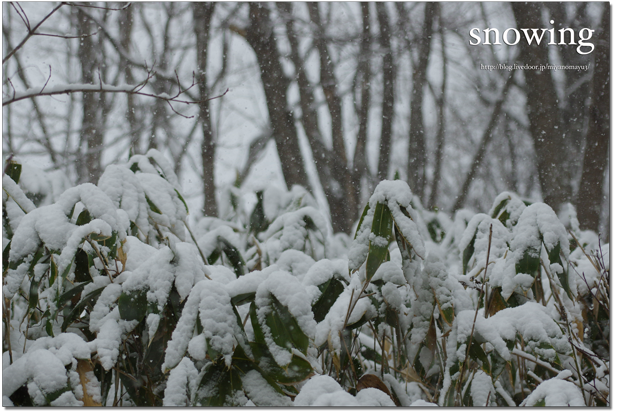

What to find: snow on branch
left=3, top=68, right=229, bottom=118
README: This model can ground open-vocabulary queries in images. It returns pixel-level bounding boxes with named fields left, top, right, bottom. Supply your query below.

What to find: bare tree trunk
left=245, top=3, right=310, bottom=191
left=306, top=2, right=358, bottom=233
left=404, top=2, right=436, bottom=200
left=119, top=3, right=140, bottom=155
left=576, top=5, right=609, bottom=232
left=451, top=72, right=514, bottom=212
left=352, top=2, right=372, bottom=194
left=375, top=2, right=394, bottom=181
left=76, top=6, right=104, bottom=183
left=428, top=16, right=447, bottom=209
left=512, top=2, right=571, bottom=212
left=193, top=2, right=218, bottom=217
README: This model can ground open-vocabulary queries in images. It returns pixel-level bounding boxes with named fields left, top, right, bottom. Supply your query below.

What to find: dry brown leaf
left=77, top=359, right=101, bottom=407
left=356, top=374, right=400, bottom=406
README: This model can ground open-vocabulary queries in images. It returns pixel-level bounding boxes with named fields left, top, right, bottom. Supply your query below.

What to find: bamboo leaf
left=462, top=233, right=476, bottom=274
left=218, top=236, right=245, bottom=277
left=366, top=202, right=392, bottom=281
left=76, top=209, right=92, bottom=226
left=311, top=277, right=345, bottom=323
left=353, top=203, right=370, bottom=239
left=264, top=295, right=309, bottom=354
left=6, top=160, right=22, bottom=183
left=515, top=246, right=541, bottom=277
left=175, top=189, right=189, bottom=214
left=194, top=360, right=244, bottom=406
left=546, top=242, right=572, bottom=299
left=118, top=289, right=148, bottom=322
left=62, top=287, right=105, bottom=332
left=145, top=195, right=162, bottom=214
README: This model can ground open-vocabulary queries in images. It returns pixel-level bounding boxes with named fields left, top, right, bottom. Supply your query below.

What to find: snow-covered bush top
left=2, top=155, right=609, bottom=407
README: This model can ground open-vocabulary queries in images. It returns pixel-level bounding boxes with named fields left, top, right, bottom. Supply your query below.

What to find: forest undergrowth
left=2, top=151, right=609, bottom=406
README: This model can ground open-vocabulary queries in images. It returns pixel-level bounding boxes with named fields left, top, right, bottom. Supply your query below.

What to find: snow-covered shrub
left=2, top=156, right=609, bottom=407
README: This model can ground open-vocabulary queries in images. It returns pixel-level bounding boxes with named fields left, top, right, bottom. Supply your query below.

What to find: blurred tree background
left=2, top=1, right=609, bottom=237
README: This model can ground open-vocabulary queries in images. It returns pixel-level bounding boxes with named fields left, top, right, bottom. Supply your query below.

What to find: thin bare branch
left=39, top=65, right=52, bottom=94
left=68, top=2, right=131, bottom=11
left=3, top=2, right=66, bottom=64
left=11, top=2, right=31, bottom=30
left=32, top=27, right=100, bottom=39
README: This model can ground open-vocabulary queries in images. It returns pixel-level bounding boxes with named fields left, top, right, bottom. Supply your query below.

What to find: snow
left=135, top=172, right=187, bottom=239
left=522, top=378, right=585, bottom=406
left=410, top=399, right=438, bottom=406
left=355, top=388, right=395, bottom=406
left=8, top=204, right=76, bottom=265
left=240, top=370, right=293, bottom=406
left=3, top=173, right=36, bottom=214
left=302, top=258, right=349, bottom=288
left=372, top=261, right=406, bottom=285
left=2, top=147, right=607, bottom=407
left=470, top=371, right=495, bottom=406
left=315, top=275, right=372, bottom=351
left=163, top=357, right=198, bottom=406
left=276, top=249, right=316, bottom=278
left=98, top=165, right=151, bottom=236
left=261, top=206, right=329, bottom=261
left=255, top=271, right=316, bottom=366
left=294, top=375, right=353, bottom=406
left=196, top=281, right=239, bottom=364
left=172, top=242, right=208, bottom=299
left=93, top=318, right=122, bottom=371
left=451, top=302, right=570, bottom=363
left=2, top=349, right=69, bottom=403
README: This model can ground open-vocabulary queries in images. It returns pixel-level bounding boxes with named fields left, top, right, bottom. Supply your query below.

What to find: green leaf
left=427, top=218, right=445, bottom=243
left=45, top=319, right=54, bottom=337
left=249, top=191, right=269, bottom=236
left=218, top=236, right=245, bottom=277
left=366, top=202, right=393, bottom=281
left=89, top=232, right=111, bottom=241
left=467, top=337, right=491, bottom=375
left=49, top=256, right=58, bottom=286
left=490, top=351, right=509, bottom=380
left=44, top=386, right=72, bottom=405
left=439, top=305, right=454, bottom=325
left=353, top=203, right=370, bottom=239
left=102, top=231, right=118, bottom=260
left=175, top=189, right=189, bottom=214
left=462, top=233, right=476, bottom=274
left=145, top=195, right=162, bottom=214
left=231, top=346, right=291, bottom=403
left=73, top=249, right=92, bottom=283
left=546, top=242, right=572, bottom=299
left=515, top=245, right=541, bottom=277
left=231, top=292, right=256, bottom=306
left=194, top=360, right=244, bottom=406
left=28, top=276, right=41, bottom=311
left=76, top=209, right=92, bottom=226
left=207, top=249, right=220, bottom=265
left=248, top=302, right=314, bottom=385
left=2, top=241, right=11, bottom=269
left=302, top=215, right=317, bottom=231
left=264, top=295, right=309, bottom=354
left=58, top=282, right=89, bottom=308
left=6, top=160, right=22, bottom=183
left=118, top=289, right=148, bottom=322
left=490, top=197, right=510, bottom=219
left=312, top=277, right=345, bottom=323
left=61, top=286, right=105, bottom=332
